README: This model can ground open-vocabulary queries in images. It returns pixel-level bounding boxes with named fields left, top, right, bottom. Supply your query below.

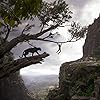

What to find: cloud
left=80, top=0, right=100, bottom=25
left=21, top=67, right=59, bottom=76
left=66, top=0, right=90, bottom=8
left=20, top=38, right=85, bottom=76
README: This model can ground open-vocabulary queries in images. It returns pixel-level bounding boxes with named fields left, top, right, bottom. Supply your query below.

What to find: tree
left=0, top=0, right=87, bottom=79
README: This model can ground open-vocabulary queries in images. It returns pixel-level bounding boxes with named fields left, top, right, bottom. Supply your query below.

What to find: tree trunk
left=0, top=37, right=35, bottom=100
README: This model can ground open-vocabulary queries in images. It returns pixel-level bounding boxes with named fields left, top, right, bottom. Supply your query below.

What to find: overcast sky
left=18, top=0, right=100, bottom=76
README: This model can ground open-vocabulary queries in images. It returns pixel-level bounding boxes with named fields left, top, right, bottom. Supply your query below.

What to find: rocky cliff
left=47, top=16, right=100, bottom=100
left=0, top=72, right=34, bottom=100
left=83, top=16, right=100, bottom=58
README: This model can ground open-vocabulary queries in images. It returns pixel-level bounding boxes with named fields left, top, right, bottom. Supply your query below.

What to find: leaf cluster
left=68, top=22, right=87, bottom=41
left=38, top=0, right=72, bottom=27
left=0, top=0, right=42, bottom=27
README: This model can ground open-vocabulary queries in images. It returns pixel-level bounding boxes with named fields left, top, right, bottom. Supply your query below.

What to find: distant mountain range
left=22, top=74, right=59, bottom=90
left=22, top=75, right=59, bottom=99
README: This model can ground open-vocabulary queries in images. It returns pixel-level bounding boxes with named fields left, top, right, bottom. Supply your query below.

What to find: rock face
left=0, top=73, right=34, bottom=100
left=59, top=60, right=100, bottom=100
left=46, top=16, right=100, bottom=100
left=83, top=16, right=100, bottom=58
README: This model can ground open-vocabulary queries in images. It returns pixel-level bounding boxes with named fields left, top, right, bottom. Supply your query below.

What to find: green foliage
left=38, top=0, right=72, bottom=27
left=68, top=22, right=87, bottom=40
left=13, top=0, right=42, bottom=19
left=0, top=0, right=85, bottom=40
left=69, top=66, right=96, bottom=97
left=0, top=0, right=42, bottom=27
left=0, top=0, right=72, bottom=27
left=76, top=79, right=94, bottom=96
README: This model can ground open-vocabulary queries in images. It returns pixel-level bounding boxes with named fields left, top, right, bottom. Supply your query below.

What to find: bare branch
left=4, top=24, right=11, bottom=42
left=0, top=24, right=60, bottom=58
left=36, top=37, right=81, bottom=44
left=0, top=22, right=85, bottom=59
left=0, top=52, right=49, bottom=79
left=43, top=32, right=53, bottom=39
left=21, top=24, right=35, bottom=34
left=35, top=24, right=59, bottom=37
left=22, top=24, right=29, bottom=34
left=27, top=41, right=35, bottom=48
left=68, top=22, right=87, bottom=40
left=35, top=37, right=81, bottom=54
left=40, top=24, right=45, bottom=33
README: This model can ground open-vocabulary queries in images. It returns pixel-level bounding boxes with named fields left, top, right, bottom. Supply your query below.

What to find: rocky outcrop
left=83, top=16, right=100, bottom=58
left=47, top=59, right=99, bottom=100
left=46, top=16, right=100, bottom=100
left=0, top=73, right=35, bottom=100
left=59, top=59, right=99, bottom=99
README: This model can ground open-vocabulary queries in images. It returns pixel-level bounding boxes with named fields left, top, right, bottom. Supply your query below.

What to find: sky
left=15, top=0, right=100, bottom=76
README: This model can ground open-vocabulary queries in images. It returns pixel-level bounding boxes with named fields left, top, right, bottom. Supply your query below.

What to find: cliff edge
left=47, top=16, right=100, bottom=100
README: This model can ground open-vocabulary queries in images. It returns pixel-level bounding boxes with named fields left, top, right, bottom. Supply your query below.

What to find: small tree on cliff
left=0, top=0, right=86, bottom=78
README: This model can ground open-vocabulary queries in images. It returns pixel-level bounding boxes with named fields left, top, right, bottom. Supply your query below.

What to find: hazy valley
left=22, top=75, right=59, bottom=99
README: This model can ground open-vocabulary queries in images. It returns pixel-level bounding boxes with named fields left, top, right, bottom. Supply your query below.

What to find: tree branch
left=35, top=24, right=59, bottom=37
left=4, top=25, right=11, bottom=42
left=0, top=24, right=59, bottom=58
left=21, top=24, right=35, bottom=34
left=0, top=52, right=49, bottom=79
left=36, top=37, right=81, bottom=44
